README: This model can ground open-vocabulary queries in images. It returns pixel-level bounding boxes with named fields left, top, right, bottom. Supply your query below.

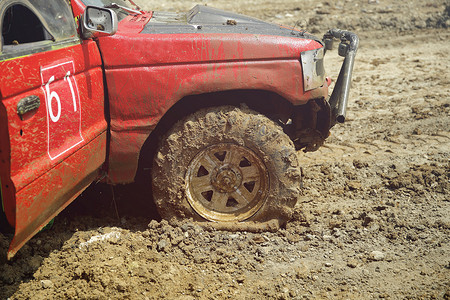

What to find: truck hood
left=141, top=5, right=320, bottom=42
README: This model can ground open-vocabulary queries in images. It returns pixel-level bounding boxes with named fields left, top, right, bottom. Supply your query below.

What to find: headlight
left=301, top=47, right=325, bottom=91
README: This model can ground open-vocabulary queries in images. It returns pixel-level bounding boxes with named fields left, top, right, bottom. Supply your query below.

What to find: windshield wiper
left=104, top=3, right=142, bottom=15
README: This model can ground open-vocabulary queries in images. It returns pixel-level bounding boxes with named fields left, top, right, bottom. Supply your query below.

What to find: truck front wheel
left=152, top=106, right=301, bottom=225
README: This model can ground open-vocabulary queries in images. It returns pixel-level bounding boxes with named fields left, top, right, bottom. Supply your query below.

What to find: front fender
left=98, top=33, right=327, bottom=183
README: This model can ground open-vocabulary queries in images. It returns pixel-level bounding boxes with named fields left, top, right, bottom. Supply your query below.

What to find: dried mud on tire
left=152, top=106, right=301, bottom=225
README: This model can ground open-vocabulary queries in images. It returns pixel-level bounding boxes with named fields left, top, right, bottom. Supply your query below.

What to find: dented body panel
left=99, top=30, right=327, bottom=183
left=98, top=5, right=327, bottom=183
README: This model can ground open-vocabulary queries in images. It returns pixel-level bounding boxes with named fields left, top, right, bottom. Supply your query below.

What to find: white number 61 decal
left=45, top=75, right=61, bottom=122
left=41, top=61, right=83, bottom=160
left=44, top=71, right=78, bottom=122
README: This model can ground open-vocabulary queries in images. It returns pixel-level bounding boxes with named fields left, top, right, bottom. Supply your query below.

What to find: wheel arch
left=135, top=89, right=295, bottom=180
left=109, top=88, right=329, bottom=185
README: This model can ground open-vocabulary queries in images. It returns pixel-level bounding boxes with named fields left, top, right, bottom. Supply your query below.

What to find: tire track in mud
left=300, top=131, right=450, bottom=167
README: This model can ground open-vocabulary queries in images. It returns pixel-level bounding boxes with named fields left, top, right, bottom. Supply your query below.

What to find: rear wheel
left=152, top=106, right=301, bottom=225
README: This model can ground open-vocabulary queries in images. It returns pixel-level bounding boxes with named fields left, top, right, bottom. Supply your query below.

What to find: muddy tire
left=151, top=105, right=301, bottom=225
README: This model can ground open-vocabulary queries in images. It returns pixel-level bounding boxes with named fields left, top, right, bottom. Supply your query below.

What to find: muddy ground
left=1, top=0, right=449, bottom=299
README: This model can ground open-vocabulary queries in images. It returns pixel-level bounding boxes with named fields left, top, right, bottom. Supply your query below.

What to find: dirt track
left=1, top=0, right=449, bottom=299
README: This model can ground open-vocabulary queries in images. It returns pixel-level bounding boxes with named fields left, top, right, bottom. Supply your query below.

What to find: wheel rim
left=185, top=143, right=269, bottom=222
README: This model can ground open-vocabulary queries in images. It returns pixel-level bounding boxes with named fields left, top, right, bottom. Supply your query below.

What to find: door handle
left=17, top=95, right=40, bottom=117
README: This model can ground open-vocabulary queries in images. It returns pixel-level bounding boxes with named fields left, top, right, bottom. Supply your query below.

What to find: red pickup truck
left=0, top=0, right=358, bottom=259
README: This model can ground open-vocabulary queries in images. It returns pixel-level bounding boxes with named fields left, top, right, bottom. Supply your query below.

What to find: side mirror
left=81, top=6, right=118, bottom=39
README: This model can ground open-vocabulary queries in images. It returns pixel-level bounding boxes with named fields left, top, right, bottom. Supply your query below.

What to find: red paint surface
left=117, top=12, right=152, bottom=33
left=8, top=132, right=107, bottom=259
left=70, top=0, right=87, bottom=18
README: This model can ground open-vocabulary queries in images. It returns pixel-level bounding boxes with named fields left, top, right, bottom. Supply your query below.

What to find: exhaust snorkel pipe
left=323, top=29, right=359, bottom=125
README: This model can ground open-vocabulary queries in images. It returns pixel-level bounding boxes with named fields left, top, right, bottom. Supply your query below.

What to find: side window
left=0, top=0, right=78, bottom=60
left=2, top=5, right=53, bottom=46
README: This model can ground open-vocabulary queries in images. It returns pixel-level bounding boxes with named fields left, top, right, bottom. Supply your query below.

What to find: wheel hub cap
left=211, top=165, right=242, bottom=193
left=185, top=143, right=269, bottom=222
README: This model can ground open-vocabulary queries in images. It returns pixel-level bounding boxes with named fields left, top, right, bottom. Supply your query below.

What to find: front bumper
left=287, top=29, right=359, bottom=151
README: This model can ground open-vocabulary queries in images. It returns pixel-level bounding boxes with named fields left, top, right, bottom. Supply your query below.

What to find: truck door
left=0, top=0, right=107, bottom=259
